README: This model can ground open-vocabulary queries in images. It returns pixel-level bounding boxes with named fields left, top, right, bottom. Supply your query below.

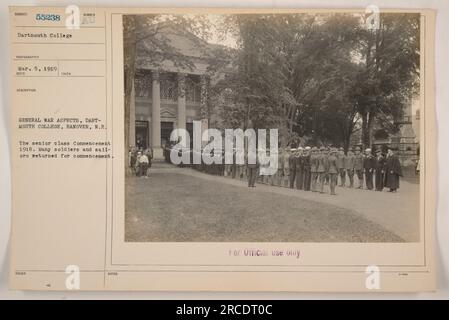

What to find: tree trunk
left=361, top=111, right=368, bottom=148
left=367, top=112, right=375, bottom=149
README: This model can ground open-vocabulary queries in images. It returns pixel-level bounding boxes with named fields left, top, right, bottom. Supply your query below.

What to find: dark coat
left=363, top=155, right=376, bottom=170
left=302, top=154, right=311, bottom=171
left=384, top=155, right=403, bottom=189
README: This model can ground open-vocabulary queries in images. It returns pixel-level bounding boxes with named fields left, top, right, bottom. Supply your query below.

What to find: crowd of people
left=133, top=143, right=404, bottom=195
left=128, top=147, right=153, bottom=178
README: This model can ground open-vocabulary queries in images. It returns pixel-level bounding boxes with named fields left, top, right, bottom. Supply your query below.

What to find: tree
left=354, top=13, right=420, bottom=148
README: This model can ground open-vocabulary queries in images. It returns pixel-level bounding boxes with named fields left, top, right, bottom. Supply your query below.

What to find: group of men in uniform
left=269, top=145, right=403, bottom=194
left=159, top=142, right=404, bottom=194
left=221, top=145, right=403, bottom=194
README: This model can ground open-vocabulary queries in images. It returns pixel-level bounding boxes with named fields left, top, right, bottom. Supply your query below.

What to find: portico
left=129, top=69, right=209, bottom=159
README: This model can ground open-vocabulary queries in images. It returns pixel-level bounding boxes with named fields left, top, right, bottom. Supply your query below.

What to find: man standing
left=236, top=147, right=245, bottom=180
left=138, top=151, right=149, bottom=178
left=384, top=147, right=403, bottom=192
left=336, top=147, right=346, bottom=187
left=363, top=148, right=375, bottom=190
left=283, top=148, right=290, bottom=187
left=302, top=146, right=312, bottom=191
left=310, top=147, right=319, bottom=192
left=327, top=148, right=339, bottom=195
left=276, top=148, right=285, bottom=186
left=289, top=148, right=297, bottom=189
left=145, top=148, right=153, bottom=168
left=345, top=149, right=355, bottom=188
left=375, top=149, right=386, bottom=191
left=247, top=150, right=259, bottom=188
left=129, top=147, right=137, bottom=176
left=317, top=147, right=327, bottom=194
left=296, top=147, right=304, bottom=190
left=354, top=146, right=364, bottom=189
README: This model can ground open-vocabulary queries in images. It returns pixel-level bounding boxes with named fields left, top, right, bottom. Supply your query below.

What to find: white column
left=129, top=78, right=136, bottom=147
left=177, top=73, right=187, bottom=146
left=151, top=70, right=163, bottom=159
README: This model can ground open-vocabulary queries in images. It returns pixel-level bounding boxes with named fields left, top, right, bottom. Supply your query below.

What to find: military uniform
left=336, top=148, right=346, bottom=187
left=295, top=148, right=304, bottom=190
left=317, top=147, right=328, bottom=193
left=283, top=150, right=290, bottom=187
left=327, top=149, right=339, bottom=195
left=310, top=147, right=319, bottom=192
left=277, top=150, right=285, bottom=186
left=302, top=147, right=312, bottom=191
left=289, top=148, right=297, bottom=188
left=353, top=147, right=364, bottom=188
left=344, top=151, right=355, bottom=188
left=247, top=151, right=258, bottom=187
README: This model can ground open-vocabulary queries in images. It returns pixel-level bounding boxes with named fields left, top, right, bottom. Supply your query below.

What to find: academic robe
left=374, top=155, right=386, bottom=191
left=384, top=155, right=403, bottom=190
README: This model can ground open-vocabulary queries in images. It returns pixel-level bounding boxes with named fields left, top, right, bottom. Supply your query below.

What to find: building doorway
left=135, top=120, right=149, bottom=149
left=161, top=121, right=174, bottom=147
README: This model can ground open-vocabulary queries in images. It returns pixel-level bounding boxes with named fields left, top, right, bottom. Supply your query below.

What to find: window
left=161, top=79, right=176, bottom=101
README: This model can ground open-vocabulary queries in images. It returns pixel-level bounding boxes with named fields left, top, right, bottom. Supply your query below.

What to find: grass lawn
left=125, top=172, right=403, bottom=242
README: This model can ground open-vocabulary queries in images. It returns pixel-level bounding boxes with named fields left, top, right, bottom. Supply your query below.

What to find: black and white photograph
left=123, top=12, right=421, bottom=243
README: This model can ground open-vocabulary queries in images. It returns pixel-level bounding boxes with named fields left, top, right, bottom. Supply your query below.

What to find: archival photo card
left=8, top=7, right=436, bottom=291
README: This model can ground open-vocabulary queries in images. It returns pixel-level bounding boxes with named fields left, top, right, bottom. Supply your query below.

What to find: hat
left=375, top=149, right=382, bottom=153
left=339, top=147, right=344, bottom=151
left=305, top=146, right=311, bottom=150
left=290, top=148, right=297, bottom=151
left=354, top=146, right=361, bottom=151
left=365, top=148, right=372, bottom=153
left=297, top=147, right=304, bottom=150
left=320, top=147, right=326, bottom=151
left=312, top=147, right=318, bottom=151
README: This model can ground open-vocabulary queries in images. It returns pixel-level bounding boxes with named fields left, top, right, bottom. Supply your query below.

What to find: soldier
left=336, top=147, right=346, bottom=187
left=302, top=146, right=312, bottom=191
left=283, top=147, right=290, bottom=187
left=310, top=147, right=319, bottom=192
left=247, top=149, right=258, bottom=187
left=317, top=147, right=328, bottom=194
left=296, top=147, right=304, bottom=190
left=384, top=147, right=403, bottom=192
left=363, top=148, right=375, bottom=190
left=236, top=147, right=245, bottom=180
left=324, top=147, right=330, bottom=186
left=276, top=147, right=285, bottom=186
left=289, top=148, right=297, bottom=188
left=354, top=146, right=364, bottom=189
left=267, top=149, right=277, bottom=186
left=327, top=148, right=339, bottom=195
left=345, top=149, right=355, bottom=188
left=259, top=148, right=270, bottom=184
left=374, top=149, right=386, bottom=191
left=231, top=148, right=237, bottom=179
